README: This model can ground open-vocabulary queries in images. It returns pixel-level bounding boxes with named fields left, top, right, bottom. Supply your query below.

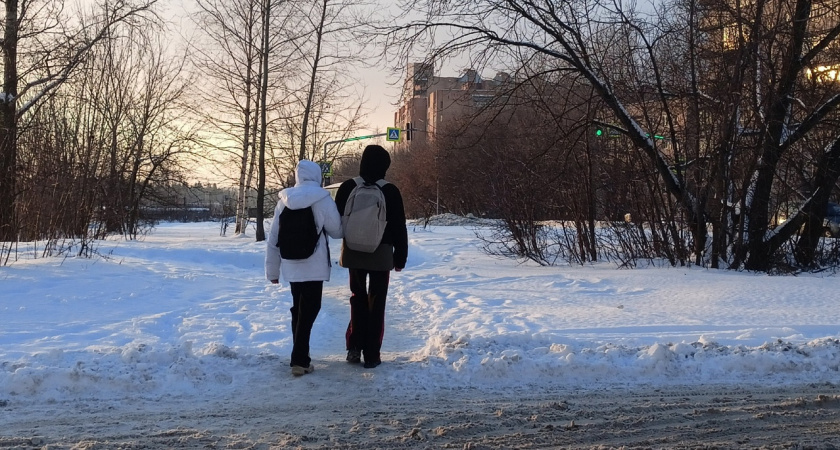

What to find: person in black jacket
left=334, top=144, right=408, bottom=368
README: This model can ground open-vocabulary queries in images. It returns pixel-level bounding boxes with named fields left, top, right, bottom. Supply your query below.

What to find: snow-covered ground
left=2, top=219, right=840, bottom=447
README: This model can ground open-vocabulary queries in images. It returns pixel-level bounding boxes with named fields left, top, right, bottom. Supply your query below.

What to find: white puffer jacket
left=265, top=160, right=343, bottom=283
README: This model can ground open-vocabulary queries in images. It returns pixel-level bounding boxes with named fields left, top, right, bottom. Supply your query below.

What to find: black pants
left=289, top=280, right=323, bottom=367
left=345, top=269, right=390, bottom=364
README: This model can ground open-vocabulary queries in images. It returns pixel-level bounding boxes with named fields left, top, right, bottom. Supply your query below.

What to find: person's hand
left=395, top=267, right=402, bottom=272
left=270, top=279, right=279, bottom=284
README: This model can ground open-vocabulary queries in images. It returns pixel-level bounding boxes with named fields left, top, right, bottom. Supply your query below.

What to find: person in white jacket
left=266, top=160, right=343, bottom=376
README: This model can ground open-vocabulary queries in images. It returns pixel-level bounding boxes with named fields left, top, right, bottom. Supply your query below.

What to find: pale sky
left=353, top=64, right=403, bottom=134
left=161, top=0, right=403, bottom=135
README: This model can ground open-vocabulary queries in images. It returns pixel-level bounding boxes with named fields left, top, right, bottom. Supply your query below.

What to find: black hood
left=359, top=145, right=391, bottom=182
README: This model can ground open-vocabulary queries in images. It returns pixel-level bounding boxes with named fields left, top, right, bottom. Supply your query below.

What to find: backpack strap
left=324, top=228, right=331, bottom=267
left=353, top=176, right=389, bottom=188
left=311, top=200, right=329, bottom=265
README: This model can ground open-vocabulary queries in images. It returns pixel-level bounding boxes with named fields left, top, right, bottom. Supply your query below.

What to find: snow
left=2, top=219, right=840, bottom=406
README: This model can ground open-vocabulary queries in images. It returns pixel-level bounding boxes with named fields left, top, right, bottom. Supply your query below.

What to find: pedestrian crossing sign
left=318, top=161, right=332, bottom=177
left=386, top=127, right=401, bottom=142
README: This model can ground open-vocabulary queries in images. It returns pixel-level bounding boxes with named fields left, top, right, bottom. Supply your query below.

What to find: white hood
left=279, top=160, right=329, bottom=209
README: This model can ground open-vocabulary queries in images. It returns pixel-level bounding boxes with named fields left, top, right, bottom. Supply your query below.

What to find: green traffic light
left=596, top=129, right=603, bottom=136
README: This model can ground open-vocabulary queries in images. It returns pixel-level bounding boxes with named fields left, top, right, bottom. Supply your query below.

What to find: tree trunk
left=242, top=123, right=258, bottom=234
left=298, top=0, right=328, bottom=161
left=743, top=0, right=812, bottom=271
left=236, top=76, right=254, bottom=235
left=255, top=0, right=271, bottom=242
left=794, top=137, right=840, bottom=266
left=0, top=0, right=19, bottom=242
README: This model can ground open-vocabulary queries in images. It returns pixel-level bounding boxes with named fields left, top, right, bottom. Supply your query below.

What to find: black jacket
left=334, top=145, right=408, bottom=270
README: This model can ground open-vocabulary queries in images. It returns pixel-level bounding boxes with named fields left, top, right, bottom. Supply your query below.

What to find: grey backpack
left=342, top=177, right=388, bottom=252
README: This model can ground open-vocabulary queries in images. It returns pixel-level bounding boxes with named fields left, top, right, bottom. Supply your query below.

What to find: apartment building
left=393, top=62, right=512, bottom=150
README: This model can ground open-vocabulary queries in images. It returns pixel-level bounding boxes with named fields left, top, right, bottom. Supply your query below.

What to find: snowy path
left=3, top=221, right=840, bottom=448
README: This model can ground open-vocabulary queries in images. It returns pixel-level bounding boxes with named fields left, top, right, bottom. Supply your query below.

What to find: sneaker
left=346, top=350, right=361, bottom=364
left=363, top=360, right=381, bottom=369
left=291, top=364, right=314, bottom=376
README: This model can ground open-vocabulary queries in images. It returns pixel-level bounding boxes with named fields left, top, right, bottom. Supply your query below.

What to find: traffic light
left=406, top=122, right=412, bottom=141
left=595, top=128, right=603, bottom=137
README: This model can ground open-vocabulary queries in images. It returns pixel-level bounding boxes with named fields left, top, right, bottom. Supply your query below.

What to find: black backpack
left=276, top=206, right=320, bottom=260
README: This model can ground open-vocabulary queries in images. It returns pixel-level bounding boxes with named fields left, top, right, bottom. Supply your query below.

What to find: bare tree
left=121, top=40, right=197, bottom=238
left=287, top=0, right=372, bottom=164
left=4, top=2, right=192, bottom=265
left=0, top=0, right=158, bottom=243
left=255, top=0, right=273, bottom=242
left=297, top=0, right=328, bottom=161
left=388, top=0, right=840, bottom=271
left=191, top=0, right=370, bottom=240
left=192, top=0, right=267, bottom=236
